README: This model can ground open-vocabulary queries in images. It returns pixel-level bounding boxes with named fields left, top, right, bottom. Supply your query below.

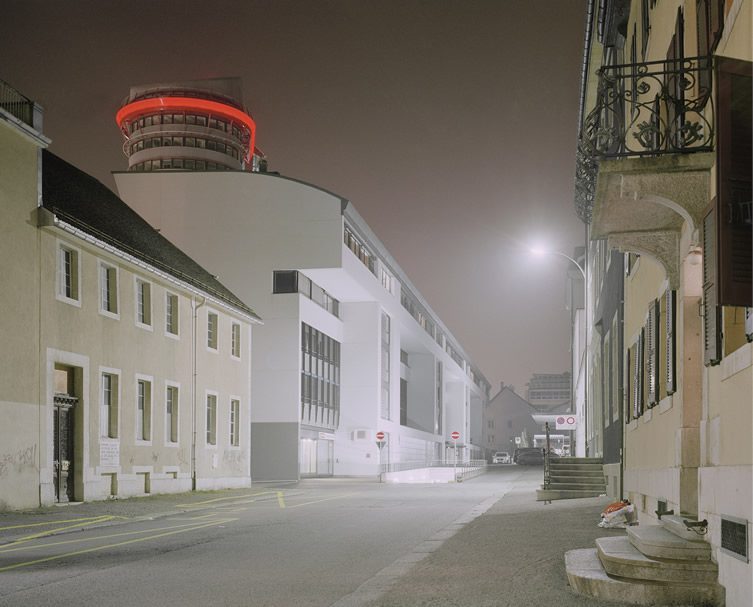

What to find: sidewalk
left=364, top=476, right=628, bottom=607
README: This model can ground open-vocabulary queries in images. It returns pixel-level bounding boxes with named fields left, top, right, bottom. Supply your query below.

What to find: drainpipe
left=191, top=295, right=206, bottom=491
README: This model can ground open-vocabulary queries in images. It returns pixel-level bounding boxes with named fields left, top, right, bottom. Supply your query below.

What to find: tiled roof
left=41, top=150, right=260, bottom=321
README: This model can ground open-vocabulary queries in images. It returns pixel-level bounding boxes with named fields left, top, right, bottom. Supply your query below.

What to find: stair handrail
left=543, top=422, right=551, bottom=489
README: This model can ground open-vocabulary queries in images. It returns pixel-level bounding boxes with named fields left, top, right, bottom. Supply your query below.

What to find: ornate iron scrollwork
left=582, top=55, right=714, bottom=158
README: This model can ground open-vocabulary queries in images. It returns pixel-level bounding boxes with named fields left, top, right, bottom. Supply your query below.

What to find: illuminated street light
left=529, top=244, right=588, bottom=457
left=529, top=246, right=586, bottom=280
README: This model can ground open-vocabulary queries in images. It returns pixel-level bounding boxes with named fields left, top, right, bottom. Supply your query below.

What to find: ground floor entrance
left=300, top=430, right=334, bottom=477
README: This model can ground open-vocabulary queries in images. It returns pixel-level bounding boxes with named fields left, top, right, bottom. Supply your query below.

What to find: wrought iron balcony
left=0, top=78, right=36, bottom=128
left=581, top=55, right=714, bottom=159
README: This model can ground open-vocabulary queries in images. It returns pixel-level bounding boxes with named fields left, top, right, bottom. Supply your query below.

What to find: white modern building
left=113, top=80, right=490, bottom=481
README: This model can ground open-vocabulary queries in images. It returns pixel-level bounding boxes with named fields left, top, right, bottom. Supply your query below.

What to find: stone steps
left=627, top=525, right=711, bottom=560
left=546, top=481, right=607, bottom=491
left=596, top=536, right=718, bottom=583
left=536, top=488, right=606, bottom=501
left=566, top=548, right=724, bottom=606
left=548, top=466, right=606, bottom=477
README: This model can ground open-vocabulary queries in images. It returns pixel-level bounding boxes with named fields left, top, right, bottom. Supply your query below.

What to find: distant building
left=526, top=372, right=571, bottom=413
left=0, top=78, right=260, bottom=509
left=114, top=79, right=490, bottom=480
left=482, top=384, right=540, bottom=460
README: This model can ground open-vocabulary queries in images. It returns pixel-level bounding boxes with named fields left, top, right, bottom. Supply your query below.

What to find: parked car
left=514, top=447, right=559, bottom=465
left=492, top=451, right=510, bottom=464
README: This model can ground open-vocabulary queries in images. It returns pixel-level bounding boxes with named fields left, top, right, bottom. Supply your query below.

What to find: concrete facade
left=115, top=167, right=490, bottom=481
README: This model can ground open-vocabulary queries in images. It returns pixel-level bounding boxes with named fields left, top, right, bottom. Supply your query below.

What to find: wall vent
left=720, top=516, right=749, bottom=562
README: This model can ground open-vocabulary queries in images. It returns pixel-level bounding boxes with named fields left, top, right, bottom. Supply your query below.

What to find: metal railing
left=543, top=423, right=552, bottom=490
left=0, top=78, right=36, bottom=127
left=582, top=55, right=714, bottom=159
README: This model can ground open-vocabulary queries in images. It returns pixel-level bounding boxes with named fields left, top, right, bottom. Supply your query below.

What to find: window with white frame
left=101, top=372, right=118, bottom=438
left=165, top=384, right=179, bottom=443
left=58, top=244, right=80, bottom=303
left=99, top=262, right=119, bottom=315
left=230, top=398, right=240, bottom=446
left=165, top=292, right=179, bottom=336
left=206, top=393, right=217, bottom=445
left=136, top=379, right=152, bottom=441
left=231, top=322, right=241, bottom=359
left=207, top=312, right=219, bottom=350
left=135, top=279, right=152, bottom=327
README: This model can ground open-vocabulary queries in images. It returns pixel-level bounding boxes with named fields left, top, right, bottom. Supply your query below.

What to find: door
left=53, top=395, right=77, bottom=502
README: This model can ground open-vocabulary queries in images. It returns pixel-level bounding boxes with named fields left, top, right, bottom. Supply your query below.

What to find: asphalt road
left=0, top=466, right=532, bottom=607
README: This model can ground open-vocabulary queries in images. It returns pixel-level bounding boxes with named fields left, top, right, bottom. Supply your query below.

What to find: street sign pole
left=376, top=431, right=385, bottom=483
left=450, top=431, right=460, bottom=481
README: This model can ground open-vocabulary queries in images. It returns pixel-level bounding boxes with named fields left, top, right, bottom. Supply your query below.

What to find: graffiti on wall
left=0, top=444, right=38, bottom=477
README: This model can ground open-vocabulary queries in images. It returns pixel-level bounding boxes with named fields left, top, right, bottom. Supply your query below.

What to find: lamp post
left=530, top=246, right=588, bottom=457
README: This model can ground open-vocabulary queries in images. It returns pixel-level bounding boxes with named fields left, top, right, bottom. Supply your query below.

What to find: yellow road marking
left=286, top=492, right=358, bottom=509
left=0, top=518, right=237, bottom=572
left=2, top=516, right=119, bottom=547
left=0, top=515, right=126, bottom=532
left=176, top=491, right=276, bottom=507
left=277, top=492, right=286, bottom=509
left=0, top=519, right=234, bottom=555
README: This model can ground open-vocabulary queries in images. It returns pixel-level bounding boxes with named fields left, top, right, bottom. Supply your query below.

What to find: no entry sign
left=376, top=431, right=385, bottom=441
left=556, top=416, right=577, bottom=430
left=451, top=431, right=460, bottom=440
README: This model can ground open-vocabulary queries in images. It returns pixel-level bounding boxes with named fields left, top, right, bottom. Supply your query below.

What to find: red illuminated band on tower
left=115, top=97, right=257, bottom=164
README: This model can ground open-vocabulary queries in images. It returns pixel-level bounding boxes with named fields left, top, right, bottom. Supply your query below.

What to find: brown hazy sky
left=1, top=0, right=588, bottom=394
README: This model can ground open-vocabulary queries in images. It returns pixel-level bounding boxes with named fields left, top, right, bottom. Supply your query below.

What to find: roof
left=41, top=150, right=260, bottom=321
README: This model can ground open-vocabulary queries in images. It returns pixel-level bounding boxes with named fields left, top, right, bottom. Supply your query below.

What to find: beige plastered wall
left=37, top=226, right=253, bottom=504
left=0, top=121, right=43, bottom=510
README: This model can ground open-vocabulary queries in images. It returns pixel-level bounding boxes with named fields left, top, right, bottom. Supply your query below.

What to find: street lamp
left=529, top=245, right=588, bottom=458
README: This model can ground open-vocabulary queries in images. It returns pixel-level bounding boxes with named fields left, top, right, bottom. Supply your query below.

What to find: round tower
left=116, top=78, right=260, bottom=172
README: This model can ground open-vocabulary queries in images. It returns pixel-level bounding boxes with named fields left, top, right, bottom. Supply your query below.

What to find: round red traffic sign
left=451, top=431, right=460, bottom=440
left=376, top=431, right=385, bottom=441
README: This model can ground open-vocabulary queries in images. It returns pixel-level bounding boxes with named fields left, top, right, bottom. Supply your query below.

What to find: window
left=166, top=385, right=179, bottom=443
left=206, top=393, right=217, bottom=445
left=207, top=311, right=218, bottom=350
left=135, top=279, right=152, bottom=327
left=400, top=378, right=408, bottom=426
left=300, top=323, right=341, bottom=430
left=58, top=244, right=80, bottom=303
left=165, top=293, right=179, bottom=336
left=99, top=262, right=119, bottom=315
left=101, top=373, right=118, bottom=438
left=231, top=323, right=241, bottom=359
left=435, top=361, right=443, bottom=435
left=136, top=379, right=152, bottom=441
left=380, top=313, right=391, bottom=420
left=272, top=270, right=341, bottom=317
left=230, top=398, right=240, bottom=446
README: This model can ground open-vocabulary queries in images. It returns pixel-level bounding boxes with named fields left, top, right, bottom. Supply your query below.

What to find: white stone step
left=566, top=548, right=724, bottom=606
left=596, top=536, right=718, bottom=583
left=661, top=514, right=710, bottom=542
left=627, top=525, right=712, bottom=560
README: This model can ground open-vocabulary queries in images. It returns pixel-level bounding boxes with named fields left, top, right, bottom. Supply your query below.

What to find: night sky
left=1, top=0, right=588, bottom=394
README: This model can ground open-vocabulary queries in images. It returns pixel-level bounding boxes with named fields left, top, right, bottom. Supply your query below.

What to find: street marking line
left=0, top=518, right=238, bottom=573
left=0, top=519, right=235, bottom=555
left=1, top=516, right=118, bottom=547
left=286, top=492, right=359, bottom=509
left=0, top=515, right=125, bottom=532
left=277, top=492, right=286, bottom=509
left=176, top=491, right=276, bottom=507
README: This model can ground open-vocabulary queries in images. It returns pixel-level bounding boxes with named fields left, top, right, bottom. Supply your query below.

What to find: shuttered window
left=716, top=57, right=752, bottom=308
left=664, top=290, right=677, bottom=395
left=646, top=301, right=659, bottom=407
left=703, top=201, right=722, bottom=366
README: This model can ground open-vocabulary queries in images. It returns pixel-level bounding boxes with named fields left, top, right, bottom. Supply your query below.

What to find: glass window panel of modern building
left=300, top=323, right=340, bottom=431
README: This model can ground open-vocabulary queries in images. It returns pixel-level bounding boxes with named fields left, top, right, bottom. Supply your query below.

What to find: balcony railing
left=0, top=78, right=36, bottom=127
left=582, top=55, right=714, bottom=159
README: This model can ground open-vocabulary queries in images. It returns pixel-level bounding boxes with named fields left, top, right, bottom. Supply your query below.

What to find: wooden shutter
left=703, top=201, right=722, bottom=365
left=665, top=290, right=677, bottom=394
left=646, top=301, right=659, bottom=407
left=716, top=57, right=752, bottom=307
